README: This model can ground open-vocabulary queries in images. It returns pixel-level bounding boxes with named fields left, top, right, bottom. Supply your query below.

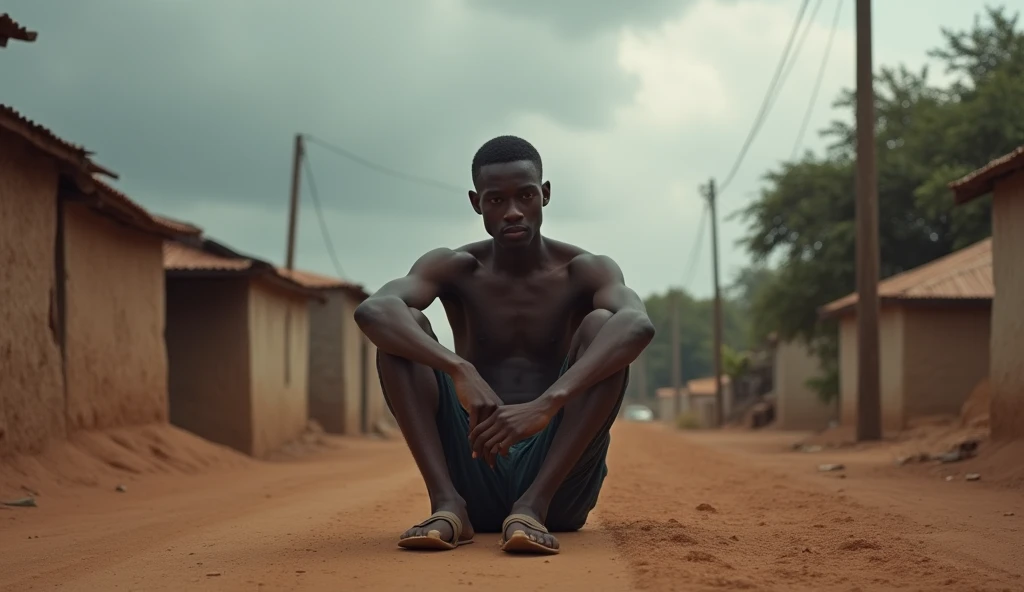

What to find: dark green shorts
left=382, top=357, right=627, bottom=533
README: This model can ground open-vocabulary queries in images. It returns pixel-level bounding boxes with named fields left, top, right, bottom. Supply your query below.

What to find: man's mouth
left=502, top=226, right=528, bottom=238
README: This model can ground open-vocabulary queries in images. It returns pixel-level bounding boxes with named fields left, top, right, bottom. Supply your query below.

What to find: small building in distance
left=277, top=268, right=392, bottom=435
left=951, top=147, right=1024, bottom=440
left=655, top=386, right=687, bottom=423
left=1, top=104, right=193, bottom=455
left=819, top=238, right=992, bottom=433
left=163, top=240, right=319, bottom=457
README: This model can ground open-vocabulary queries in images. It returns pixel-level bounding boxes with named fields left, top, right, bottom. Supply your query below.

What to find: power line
left=303, top=134, right=464, bottom=194
left=769, top=0, right=826, bottom=116
left=301, top=153, right=347, bottom=280
left=681, top=203, right=710, bottom=291
left=791, top=0, right=844, bottom=160
left=718, top=0, right=812, bottom=196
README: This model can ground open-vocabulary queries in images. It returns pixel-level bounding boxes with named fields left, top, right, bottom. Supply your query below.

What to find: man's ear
left=468, top=190, right=482, bottom=215
left=542, top=181, right=551, bottom=206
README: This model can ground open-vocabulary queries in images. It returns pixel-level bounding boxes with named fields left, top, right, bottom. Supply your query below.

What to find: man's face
left=469, top=160, right=550, bottom=248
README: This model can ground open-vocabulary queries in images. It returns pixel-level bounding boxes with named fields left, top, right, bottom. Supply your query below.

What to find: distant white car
left=623, top=404, right=654, bottom=422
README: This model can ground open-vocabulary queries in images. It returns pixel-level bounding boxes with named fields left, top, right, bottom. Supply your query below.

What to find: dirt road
left=1, top=423, right=1021, bottom=591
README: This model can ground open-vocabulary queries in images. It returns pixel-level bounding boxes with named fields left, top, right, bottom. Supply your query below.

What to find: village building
left=819, top=238, right=992, bottom=432
left=655, top=376, right=730, bottom=428
left=1, top=104, right=193, bottom=456
left=951, top=147, right=1024, bottom=440
left=163, top=240, right=319, bottom=457
left=0, top=13, right=36, bottom=47
left=277, top=268, right=393, bottom=435
left=771, top=338, right=835, bottom=431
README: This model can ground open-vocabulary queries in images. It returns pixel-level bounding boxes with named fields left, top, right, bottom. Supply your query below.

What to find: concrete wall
left=165, top=277, right=252, bottom=454
left=306, top=290, right=364, bottom=435
left=0, top=131, right=65, bottom=455
left=307, top=293, right=347, bottom=433
left=63, top=203, right=168, bottom=431
left=991, top=173, right=1024, bottom=439
left=774, top=340, right=834, bottom=430
left=839, top=308, right=905, bottom=432
left=901, top=306, right=990, bottom=420
left=248, top=279, right=309, bottom=457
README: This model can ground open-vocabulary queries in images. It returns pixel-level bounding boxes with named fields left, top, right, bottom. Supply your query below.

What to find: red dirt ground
left=1, top=423, right=1021, bottom=591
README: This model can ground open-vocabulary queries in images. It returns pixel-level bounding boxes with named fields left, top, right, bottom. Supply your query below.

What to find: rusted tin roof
left=686, top=376, right=730, bottom=397
left=0, top=104, right=114, bottom=178
left=163, top=241, right=253, bottom=272
left=819, top=238, right=993, bottom=318
left=276, top=268, right=369, bottom=300
left=950, top=146, right=1024, bottom=205
left=0, top=14, right=37, bottom=47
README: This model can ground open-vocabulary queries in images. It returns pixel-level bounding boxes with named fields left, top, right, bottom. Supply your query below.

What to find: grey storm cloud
left=1, top=0, right=648, bottom=219
left=473, top=0, right=695, bottom=36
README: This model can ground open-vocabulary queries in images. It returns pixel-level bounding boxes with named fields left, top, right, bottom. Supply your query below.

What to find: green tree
left=739, top=6, right=1023, bottom=401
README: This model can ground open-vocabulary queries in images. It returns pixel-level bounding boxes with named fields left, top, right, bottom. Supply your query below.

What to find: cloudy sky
left=2, top=0, right=1007, bottom=346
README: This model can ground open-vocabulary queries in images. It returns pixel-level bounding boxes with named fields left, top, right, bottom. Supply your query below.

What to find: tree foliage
left=738, top=6, right=1024, bottom=401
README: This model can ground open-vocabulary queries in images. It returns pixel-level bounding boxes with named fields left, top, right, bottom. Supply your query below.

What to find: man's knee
left=408, top=308, right=438, bottom=341
left=571, top=309, right=614, bottom=358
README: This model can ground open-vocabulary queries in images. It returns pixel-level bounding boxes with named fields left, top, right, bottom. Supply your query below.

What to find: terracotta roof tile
left=0, top=14, right=37, bottom=46
left=163, top=241, right=252, bottom=272
left=819, top=238, right=993, bottom=317
left=0, top=104, right=114, bottom=177
left=276, top=268, right=369, bottom=299
left=686, top=376, right=730, bottom=397
left=950, top=146, right=1024, bottom=204
left=151, top=215, right=203, bottom=237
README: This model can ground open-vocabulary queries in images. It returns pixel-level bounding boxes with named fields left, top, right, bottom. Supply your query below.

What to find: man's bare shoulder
left=566, top=249, right=625, bottom=287
left=411, top=246, right=479, bottom=280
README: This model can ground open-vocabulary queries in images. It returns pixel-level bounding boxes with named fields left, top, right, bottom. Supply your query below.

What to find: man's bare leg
left=377, top=309, right=473, bottom=544
left=504, top=309, right=625, bottom=550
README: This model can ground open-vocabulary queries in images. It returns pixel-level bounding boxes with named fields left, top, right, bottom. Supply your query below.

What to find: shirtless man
left=354, top=135, right=655, bottom=555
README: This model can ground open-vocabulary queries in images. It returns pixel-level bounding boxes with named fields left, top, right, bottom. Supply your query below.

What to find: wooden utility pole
left=285, top=133, right=305, bottom=270
left=670, top=291, right=682, bottom=417
left=706, top=179, right=724, bottom=427
left=855, top=0, right=882, bottom=441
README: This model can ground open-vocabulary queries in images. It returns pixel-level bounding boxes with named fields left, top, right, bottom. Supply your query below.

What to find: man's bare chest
left=445, top=273, right=587, bottom=357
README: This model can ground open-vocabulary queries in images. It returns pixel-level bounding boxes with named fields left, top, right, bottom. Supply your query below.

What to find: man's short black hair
left=471, top=135, right=542, bottom=184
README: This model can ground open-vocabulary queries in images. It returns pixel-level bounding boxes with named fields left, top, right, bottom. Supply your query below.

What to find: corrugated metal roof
left=686, top=376, right=730, bottom=397
left=0, top=104, right=114, bottom=178
left=819, top=238, right=993, bottom=318
left=163, top=241, right=252, bottom=272
left=276, top=268, right=369, bottom=299
left=0, top=13, right=37, bottom=46
left=950, top=146, right=1024, bottom=204
left=151, top=215, right=202, bottom=237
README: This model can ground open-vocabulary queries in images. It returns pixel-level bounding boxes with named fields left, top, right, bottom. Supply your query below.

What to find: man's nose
left=504, top=205, right=524, bottom=223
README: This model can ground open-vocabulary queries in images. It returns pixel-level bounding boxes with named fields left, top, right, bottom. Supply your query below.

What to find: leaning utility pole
left=706, top=179, right=724, bottom=427
left=670, top=291, right=683, bottom=417
left=855, top=0, right=882, bottom=441
left=285, top=133, right=305, bottom=271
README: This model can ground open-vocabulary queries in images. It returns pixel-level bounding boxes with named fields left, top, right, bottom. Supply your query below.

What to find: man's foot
left=501, top=507, right=560, bottom=554
left=398, top=501, right=474, bottom=550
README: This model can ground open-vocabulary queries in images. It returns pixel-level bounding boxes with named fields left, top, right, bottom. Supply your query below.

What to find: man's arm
left=540, top=255, right=655, bottom=410
left=354, top=248, right=470, bottom=375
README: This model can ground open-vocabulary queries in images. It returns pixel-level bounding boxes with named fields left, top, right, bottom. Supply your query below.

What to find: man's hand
left=469, top=399, right=557, bottom=467
left=450, top=363, right=503, bottom=439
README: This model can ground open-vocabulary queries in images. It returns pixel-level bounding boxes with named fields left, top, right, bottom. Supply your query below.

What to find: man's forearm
left=541, top=310, right=654, bottom=409
left=355, top=297, right=466, bottom=375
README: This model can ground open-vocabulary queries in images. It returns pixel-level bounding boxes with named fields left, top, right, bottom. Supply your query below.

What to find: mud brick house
left=0, top=104, right=195, bottom=456
left=277, top=268, right=393, bottom=435
left=771, top=338, right=835, bottom=431
left=820, top=238, right=992, bottom=432
left=951, top=147, right=1024, bottom=440
left=163, top=240, right=321, bottom=457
